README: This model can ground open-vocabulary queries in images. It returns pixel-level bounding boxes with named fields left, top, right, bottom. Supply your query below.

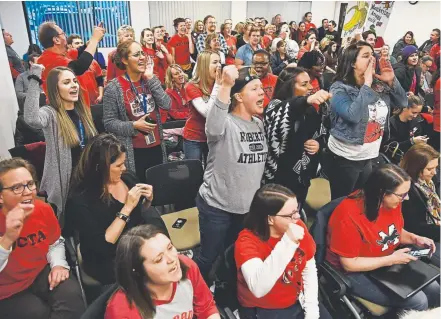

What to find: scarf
left=415, top=179, right=441, bottom=226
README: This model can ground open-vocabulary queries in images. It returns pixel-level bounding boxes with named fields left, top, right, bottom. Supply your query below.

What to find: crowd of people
left=1, top=9, right=440, bottom=319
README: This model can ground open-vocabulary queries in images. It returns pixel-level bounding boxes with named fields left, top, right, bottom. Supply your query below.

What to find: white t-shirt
left=329, top=98, right=389, bottom=161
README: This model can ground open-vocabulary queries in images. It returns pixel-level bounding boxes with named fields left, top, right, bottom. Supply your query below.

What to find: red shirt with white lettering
left=235, top=221, right=316, bottom=309
left=167, top=34, right=191, bottom=68
left=0, top=200, right=60, bottom=300
left=260, top=73, right=278, bottom=108
left=183, top=83, right=210, bottom=142
left=39, top=49, right=93, bottom=107
left=105, top=255, right=219, bottom=319
left=326, top=196, right=404, bottom=271
left=116, top=75, right=167, bottom=148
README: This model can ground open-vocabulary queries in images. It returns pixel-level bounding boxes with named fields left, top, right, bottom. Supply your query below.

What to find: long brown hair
left=400, top=144, right=440, bottom=182
left=46, top=67, right=96, bottom=148
left=113, top=225, right=188, bottom=319
left=191, top=50, right=219, bottom=96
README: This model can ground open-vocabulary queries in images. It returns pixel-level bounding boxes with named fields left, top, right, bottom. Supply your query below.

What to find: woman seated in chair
left=383, top=95, right=430, bottom=163
left=326, top=164, right=440, bottom=312
left=105, top=224, right=220, bottom=319
left=0, top=158, right=85, bottom=318
left=66, top=133, right=166, bottom=285
left=235, top=184, right=332, bottom=319
left=400, top=144, right=440, bottom=266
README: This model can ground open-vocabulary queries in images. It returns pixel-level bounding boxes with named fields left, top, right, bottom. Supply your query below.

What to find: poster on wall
left=341, top=1, right=371, bottom=40
left=363, top=1, right=395, bottom=37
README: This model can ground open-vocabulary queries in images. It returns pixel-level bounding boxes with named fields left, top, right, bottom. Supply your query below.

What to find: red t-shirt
left=260, top=74, right=278, bottom=108
left=261, top=35, right=272, bottom=51
left=107, top=50, right=126, bottom=82
left=167, top=34, right=191, bottom=67
left=183, top=83, right=209, bottom=142
left=116, top=75, right=167, bottom=149
left=305, top=22, right=317, bottom=32
left=165, top=87, right=190, bottom=120
left=310, top=77, right=321, bottom=111
left=105, top=255, right=218, bottom=319
left=39, top=49, right=92, bottom=107
left=326, top=196, right=404, bottom=271
left=142, top=46, right=168, bottom=85
left=0, top=200, right=60, bottom=300
left=225, top=36, right=237, bottom=65
left=235, top=222, right=316, bottom=309
left=429, top=43, right=440, bottom=72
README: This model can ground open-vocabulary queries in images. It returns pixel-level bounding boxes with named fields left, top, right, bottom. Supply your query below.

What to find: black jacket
left=393, top=63, right=423, bottom=96
left=270, top=51, right=288, bottom=75
left=402, top=182, right=440, bottom=242
left=385, top=115, right=427, bottom=152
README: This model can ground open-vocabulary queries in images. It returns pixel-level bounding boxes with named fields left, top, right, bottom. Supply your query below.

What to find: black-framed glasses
left=1, top=180, right=37, bottom=194
left=390, top=191, right=409, bottom=201
left=275, top=210, right=300, bottom=220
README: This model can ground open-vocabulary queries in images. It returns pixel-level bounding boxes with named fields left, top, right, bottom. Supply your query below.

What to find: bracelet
left=116, top=212, right=130, bottom=223
left=27, top=74, right=43, bottom=85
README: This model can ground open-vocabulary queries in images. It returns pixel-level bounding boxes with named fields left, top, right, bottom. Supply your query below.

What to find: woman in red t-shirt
left=326, top=164, right=439, bottom=312
left=141, top=28, right=172, bottom=85
left=165, top=64, right=190, bottom=120
left=105, top=224, right=220, bottom=319
left=235, top=184, right=331, bottom=319
left=183, top=51, right=221, bottom=163
left=103, top=40, right=171, bottom=183
left=0, top=158, right=84, bottom=318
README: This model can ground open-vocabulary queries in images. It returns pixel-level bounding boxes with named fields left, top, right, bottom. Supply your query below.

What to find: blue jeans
left=183, top=139, right=208, bottom=164
left=239, top=302, right=332, bottom=319
left=346, top=272, right=440, bottom=312
left=195, top=193, right=245, bottom=283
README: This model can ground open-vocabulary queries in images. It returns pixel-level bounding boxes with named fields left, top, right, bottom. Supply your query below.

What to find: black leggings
left=0, top=265, right=85, bottom=319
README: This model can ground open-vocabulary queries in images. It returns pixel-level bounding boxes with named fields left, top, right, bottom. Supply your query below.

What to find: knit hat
left=230, top=67, right=260, bottom=97
left=401, top=45, right=418, bottom=62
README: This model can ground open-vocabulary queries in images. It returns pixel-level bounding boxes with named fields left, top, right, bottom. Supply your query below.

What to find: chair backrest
left=9, top=142, right=46, bottom=181
left=214, top=244, right=239, bottom=311
left=310, top=197, right=345, bottom=265
left=91, top=104, right=105, bottom=133
left=80, top=283, right=118, bottom=319
left=145, top=160, right=203, bottom=208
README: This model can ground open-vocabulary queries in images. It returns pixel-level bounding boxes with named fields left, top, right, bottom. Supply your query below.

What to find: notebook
left=368, top=259, right=440, bottom=299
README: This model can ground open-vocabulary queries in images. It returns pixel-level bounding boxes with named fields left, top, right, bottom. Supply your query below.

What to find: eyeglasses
left=390, top=191, right=409, bottom=201
left=130, top=51, right=147, bottom=58
left=275, top=210, right=300, bottom=220
left=1, top=180, right=37, bottom=195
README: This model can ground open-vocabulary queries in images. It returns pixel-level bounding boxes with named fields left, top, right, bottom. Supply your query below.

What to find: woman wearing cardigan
left=327, top=41, right=407, bottom=199
left=24, top=64, right=97, bottom=221
left=103, top=40, right=171, bottom=183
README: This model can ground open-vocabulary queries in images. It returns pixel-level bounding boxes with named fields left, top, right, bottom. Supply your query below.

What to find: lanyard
left=125, top=73, right=148, bottom=114
left=78, top=118, right=86, bottom=148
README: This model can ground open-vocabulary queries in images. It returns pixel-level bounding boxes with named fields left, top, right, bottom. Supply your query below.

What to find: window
left=24, top=1, right=131, bottom=48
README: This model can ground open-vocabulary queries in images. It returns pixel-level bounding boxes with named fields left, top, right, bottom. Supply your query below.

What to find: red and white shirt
left=105, top=255, right=218, bottom=319
left=183, top=83, right=210, bottom=142
left=326, top=196, right=404, bottom=271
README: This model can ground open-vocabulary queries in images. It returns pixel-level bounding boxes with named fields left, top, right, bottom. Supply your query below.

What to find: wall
left=310, top=1, right=336, bottom=26
left=383, top=1, right=440, bottom=47
left=0, top=1, right=29, bottom=57
left=0, top=25, right=18, bottom=158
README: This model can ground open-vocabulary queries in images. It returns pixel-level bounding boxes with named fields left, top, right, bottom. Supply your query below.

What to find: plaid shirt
left=196, top=32, right=228, bottom=55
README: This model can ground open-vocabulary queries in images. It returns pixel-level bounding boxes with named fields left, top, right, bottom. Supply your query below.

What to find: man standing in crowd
left=67, top=34, right=83, bottom=49
left=325, top=20, right=340, bottom=44
left=252, top=50, right=277, bottom=108
left=362, top=30, right=377, bottom=48
left=196, top=15, right=228, bottom=54
left=419, top=28, right=440, bottom=57
left=235, top=27, right=262, bottom=68
left=185, top=18, right=192, bottom=33
left=318, top=18, right=328, bottom=41
left=168, top=18, right=194, bottom=77
left=37, top=22, right=105, bottom=107
left=304, top=12, right=316, bottom=32
left=3, top=29, right=24, bottom=81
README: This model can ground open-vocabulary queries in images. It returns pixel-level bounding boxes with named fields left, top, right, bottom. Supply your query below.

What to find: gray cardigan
left=103, top=76, right=171, bottom=173
left=23, top=66, right=71, bottom=222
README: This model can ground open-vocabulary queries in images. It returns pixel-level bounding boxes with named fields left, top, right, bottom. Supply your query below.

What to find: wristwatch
left=116, top=212, right=130, bottom=223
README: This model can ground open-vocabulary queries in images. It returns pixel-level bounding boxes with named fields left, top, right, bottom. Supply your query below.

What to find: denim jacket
left=329, top=77, right=407, bottom=145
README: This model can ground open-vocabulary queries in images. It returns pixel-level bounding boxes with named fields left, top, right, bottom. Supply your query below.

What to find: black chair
left=310, top=197, right=392, bottom=318
left=145, top=160, right=203, bottom=252
left=91, top=104, right=105, bottom=133
left=80, top=284, right=118, bottom=319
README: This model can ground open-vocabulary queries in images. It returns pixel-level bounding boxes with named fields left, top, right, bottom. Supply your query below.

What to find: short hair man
left=235, top=27, right=262, bottom=68
left=3, top=29, right=24, bottom=80
left=252, top=50, right=277, bottom=108
left=196, top=15, right=228, bottom=54
left=304, top=12, right=316, bottom=32
left=67, top=34, right=84, bottom=49
left=318, top=19, right=328, bottom=41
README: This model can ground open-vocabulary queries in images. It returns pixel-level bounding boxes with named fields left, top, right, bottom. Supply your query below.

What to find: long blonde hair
left=46, top=67, right=97, bottom=148
left=165, top=64, right=188, bottom=89
left=191, top=50, right=219, bottom=96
